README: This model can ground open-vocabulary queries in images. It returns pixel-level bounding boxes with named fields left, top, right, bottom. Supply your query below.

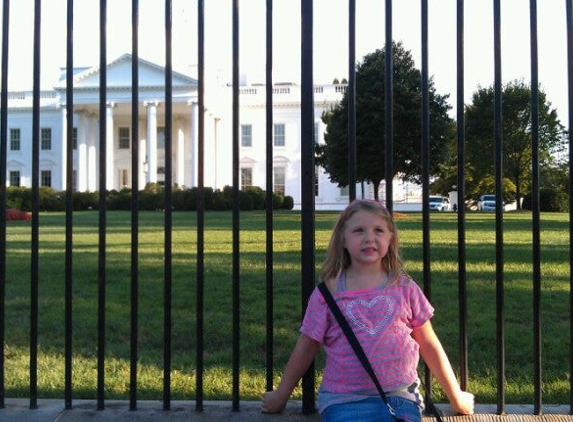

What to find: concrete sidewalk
left=1, top=399, right=572, bottom=421
left=2, top=399, right=317, bottom=422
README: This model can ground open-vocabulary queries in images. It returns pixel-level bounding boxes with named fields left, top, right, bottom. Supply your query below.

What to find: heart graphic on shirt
left=346, top=295, right=394, bottom=335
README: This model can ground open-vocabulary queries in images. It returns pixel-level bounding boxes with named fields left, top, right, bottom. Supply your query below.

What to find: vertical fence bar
left=348, top=0, right=356, bottom=201
left=529, top=0, right=542, bottom=415
left=493, top=0, right=505, bottom=414
left=300, top=0, right=316, bottom=414
left=265, top=0, right=275, bottom=394
left=64, top=0, right=74, bottom=410
left=129, top=0, right=140, bottom=411
left=196, top=0, right=205, bottom=412
left=231, top=0, right=241, bottom=411
left=420, top=0, right=434, bottom=407
left=97, top=0, right=107, bottom=410
left=420, top=0, right=429, bottom=215
left=30, top=0, right=42, bottom=410
left=163, top=0, right=173, bottom=411
left=456, top=0, right=468, bottom=391
left=384, top=0, right=393, bottom=211
left=0, top=0, right=9, bottom=410
left=567, top=0, right=573, bottom=414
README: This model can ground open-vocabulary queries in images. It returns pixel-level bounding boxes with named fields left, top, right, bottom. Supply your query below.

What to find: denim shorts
left=320, top=396, right=421, bottom=422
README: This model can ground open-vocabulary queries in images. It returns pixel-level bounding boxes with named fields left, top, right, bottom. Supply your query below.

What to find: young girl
left=261, top=199, right=474, bottom=421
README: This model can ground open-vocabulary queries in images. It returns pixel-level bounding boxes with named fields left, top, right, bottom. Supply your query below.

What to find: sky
left=2, top=0, right=570, bottom=121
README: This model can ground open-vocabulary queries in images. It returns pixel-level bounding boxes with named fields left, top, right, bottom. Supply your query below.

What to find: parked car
left=477, top=194, right=498, bottom=211
left=428, top=195, right=451, bottom=211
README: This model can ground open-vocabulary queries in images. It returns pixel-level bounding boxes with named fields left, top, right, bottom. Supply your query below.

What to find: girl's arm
left=412, top=320, right=474, bottom=415
left=261, top=334, right=321, bottom=413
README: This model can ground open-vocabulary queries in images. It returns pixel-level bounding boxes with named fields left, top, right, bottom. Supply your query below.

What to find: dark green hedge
left=3, top=184, right=295, bottom=212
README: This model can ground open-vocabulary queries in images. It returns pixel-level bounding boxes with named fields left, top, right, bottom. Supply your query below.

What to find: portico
left=54, top=53, right=203, bottom=192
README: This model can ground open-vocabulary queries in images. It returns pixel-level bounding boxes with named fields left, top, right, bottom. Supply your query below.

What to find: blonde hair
left=319, top=199, right=405, bottom=285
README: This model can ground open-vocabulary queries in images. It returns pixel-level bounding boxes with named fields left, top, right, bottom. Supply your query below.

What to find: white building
left=3, top=53, right=417, bottom=211
left=6, top=54, right=202, bottom=194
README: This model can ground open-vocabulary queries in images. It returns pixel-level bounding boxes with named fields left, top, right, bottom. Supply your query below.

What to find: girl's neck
left=345, top=266, right=388, bottom=290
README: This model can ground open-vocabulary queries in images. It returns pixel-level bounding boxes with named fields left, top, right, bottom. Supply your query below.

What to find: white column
left=78, top=112, right=88, bottom=191
left=189, top=101, right=198, bottom=188
left=106, top=102, right=116, bottom=190
left=145, top=101, right=159, bottom=184
left=176, top=117, right=185, bottom=187
left=139, top=118, right=146, bottom=189
left=59, top=104, right=67, bottom=190
left=212, top=117, right=221, bottom=189
left=88, top=114, right=97, bottom=192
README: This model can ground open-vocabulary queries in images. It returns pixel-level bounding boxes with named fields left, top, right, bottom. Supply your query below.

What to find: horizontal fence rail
left=0, top=0, right=572, bottom=418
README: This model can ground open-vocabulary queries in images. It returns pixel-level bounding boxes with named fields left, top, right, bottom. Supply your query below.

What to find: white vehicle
left=477, top=194, right=498, bottom=211
left=428, top=195, right=451, bottom=211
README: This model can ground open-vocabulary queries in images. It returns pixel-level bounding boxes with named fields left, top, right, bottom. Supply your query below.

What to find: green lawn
left=2, top=210, right=570, bottom=404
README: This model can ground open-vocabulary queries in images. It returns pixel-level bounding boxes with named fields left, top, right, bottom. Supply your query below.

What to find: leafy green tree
left=540, top=159, right=569, bottom=194
left=317, top=42, right=455, bottom=200
left=464, top=80, right=567, bottom=208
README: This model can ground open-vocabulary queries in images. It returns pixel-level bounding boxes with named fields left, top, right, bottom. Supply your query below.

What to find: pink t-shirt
left=301, top=273, right=434, bottom=397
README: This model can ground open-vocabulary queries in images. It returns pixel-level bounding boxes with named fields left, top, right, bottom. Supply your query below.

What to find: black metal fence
left=0, top=0, right=572, bottom=417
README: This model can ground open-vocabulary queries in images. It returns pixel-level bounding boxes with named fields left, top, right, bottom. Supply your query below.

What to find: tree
left=464, top=80, right=567, bottom=208
left=316, top=41, right=455, bottom=200
left=540, top=159, right=569, bottom=194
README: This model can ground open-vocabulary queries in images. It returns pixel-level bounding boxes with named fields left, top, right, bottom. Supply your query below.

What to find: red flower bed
left=5, top=208, right=32, bottom=221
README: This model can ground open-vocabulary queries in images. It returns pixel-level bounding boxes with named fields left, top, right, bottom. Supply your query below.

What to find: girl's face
left=343, top=210, right=393, bottom=268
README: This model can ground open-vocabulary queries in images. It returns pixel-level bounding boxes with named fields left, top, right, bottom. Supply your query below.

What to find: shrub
left=212, top=193, right=231, bottom=211
left=204, top=187, right=215, bottom=209
left=139, top=190, right=164, bottom=210
left=107, top=189, right=132, bottom=210
left=5, top=208, right=32, bottom=220
left=522, top=188, right=568, bottom=212
left=243, top=186, right=266, bottom=210
left=3, top=185, right=295, bottom=212
left=184, top=187, right=216, bottom=210
left=143, top=182, right=163, bottom=194
left=73, top=191, right=99, bottom=210
left=238, top=190, right=254, bottom=210
left=272, top=194, right=283, bottom=210
left=172, top=189, right=192, bottom=210
left=39, top=186, right=64, bottom=211
left=7, top=186, right=32, bottom=211
left=282, top=195, right=294, bottom=210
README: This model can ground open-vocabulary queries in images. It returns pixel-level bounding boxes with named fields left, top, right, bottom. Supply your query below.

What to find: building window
left=241, top=167, right=253, bottom=189
left=10, top=128, right=20, bottom=151
left=273, top=166, right=285, bottom=196
left=9, top=171, right=20, bottom=187
left=41, top=128, right=52, bottom=150
left=119, top=127, right=130, bottom=149
left=273, top=124, right=285, bottom=147
left=157, top=127, right=165, bottom=148
left=41, top=170, right=52, bottom=187
left=340, top=186, right=349, bottom=197
left=120, top=169, right=129, bottom=188
left=72, top=127, right=78, bottom=150
left=241, top=124, right=252, bottom=147
left=72, top=170, right=77, bottom=191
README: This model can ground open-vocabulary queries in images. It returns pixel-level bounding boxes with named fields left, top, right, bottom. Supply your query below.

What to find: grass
left=2, top=210, right=571, bottom=405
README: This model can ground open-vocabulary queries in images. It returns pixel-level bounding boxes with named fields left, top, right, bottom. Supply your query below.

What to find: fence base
left=1, top=399, right=571, bottom=422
